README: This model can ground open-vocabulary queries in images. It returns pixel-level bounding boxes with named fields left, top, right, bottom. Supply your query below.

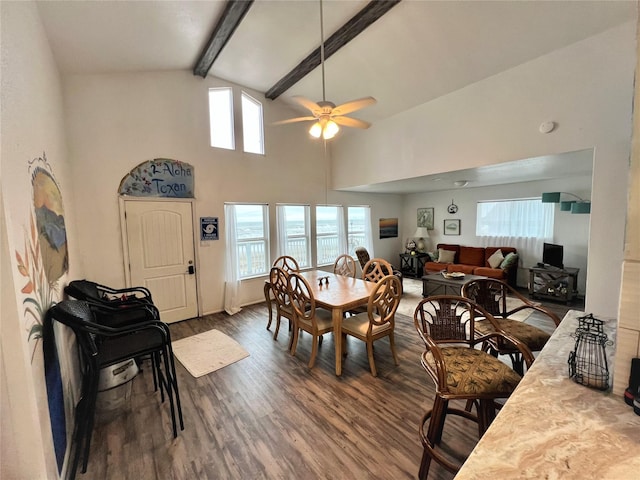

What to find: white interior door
left=124, top=200, right=198, bottom=323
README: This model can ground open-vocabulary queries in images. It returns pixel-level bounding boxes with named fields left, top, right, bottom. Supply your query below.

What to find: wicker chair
left=413, top=295, right=533, bottom=479
left=462, top=278, right=561, bottom=374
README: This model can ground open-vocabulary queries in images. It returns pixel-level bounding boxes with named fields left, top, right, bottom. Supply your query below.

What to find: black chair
left=65, top=279, right=184, bottom=412
left=47, top=300, right=182, bottom=479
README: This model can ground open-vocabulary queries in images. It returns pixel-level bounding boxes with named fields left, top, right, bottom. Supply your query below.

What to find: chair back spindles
left=273, top=255, right=300, bottom=274
left=333, top=254, right=356, bottom=277
left=362, top=258, right=393, bottom=283
left=287, top=273, right=316, bottom=322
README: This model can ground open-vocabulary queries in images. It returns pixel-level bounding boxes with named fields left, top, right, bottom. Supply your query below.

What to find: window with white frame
left=241, top=92, right=264, bottom=155
left=208, top=87, right=235, bottom=150
left=347, top=206, right=372, bottom=256
left=232, top=204, right=269, bottom=278
left=476, top=199, right=554, bottom=238
left=316, top=205, right=345, bottom=266
left=276, top=204, right=310, bottom=267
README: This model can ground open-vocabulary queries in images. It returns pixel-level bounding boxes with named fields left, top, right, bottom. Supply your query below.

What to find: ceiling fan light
left=323, top=120, right=339, bottom=139
left=309, top=122, right=322, bottom=138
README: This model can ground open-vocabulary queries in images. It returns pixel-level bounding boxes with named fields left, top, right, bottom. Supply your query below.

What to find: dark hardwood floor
left=83, top=284, right=581, bottom=480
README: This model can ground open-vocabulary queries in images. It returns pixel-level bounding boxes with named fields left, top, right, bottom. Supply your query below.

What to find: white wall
left=333, top=21, right=637, bottom=317
left=404, top=175, right=592, bottom=292
left=63, top=71, right=403, bottom=314
left=1, top=1, right=83, bottom=478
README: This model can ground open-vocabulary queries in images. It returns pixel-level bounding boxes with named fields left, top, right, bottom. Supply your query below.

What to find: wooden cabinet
left=399, top=253, right=428, bottom=279
left=528, top=266, right=579, bottom=304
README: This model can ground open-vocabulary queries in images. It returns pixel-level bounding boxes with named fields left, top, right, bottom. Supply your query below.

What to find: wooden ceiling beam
left=265, top=0, right=401, bottom=100
left=193, top=0, right=254, bottom=78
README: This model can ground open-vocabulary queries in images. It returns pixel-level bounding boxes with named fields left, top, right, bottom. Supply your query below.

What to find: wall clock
left=447, top=200, right=458, bottom=214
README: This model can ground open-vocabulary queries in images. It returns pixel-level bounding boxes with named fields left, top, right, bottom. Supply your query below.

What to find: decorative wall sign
left=444, top=219, right=461, bottom=235
left=447, top=199, right=458, bottom=214
left=379, top=218, right=398, bottom=239
left=118, top=158, right=194, bottom=198
left=200, top=217, right=219, bottom=241
left=417, top=207, right=434, bottom=229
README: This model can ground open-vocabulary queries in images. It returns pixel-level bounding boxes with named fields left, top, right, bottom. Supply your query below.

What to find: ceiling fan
left=273, top=0, right=376, bottom=140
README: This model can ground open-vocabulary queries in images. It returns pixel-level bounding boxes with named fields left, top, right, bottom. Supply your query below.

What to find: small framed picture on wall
left=444, top=219, right=460, bottom=235
left=417, top=207, right=434, bottom=230
left=379, top=218, right=399, bottom=238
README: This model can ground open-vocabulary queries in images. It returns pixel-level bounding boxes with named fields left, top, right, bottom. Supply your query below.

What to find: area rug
left=172, top=329, right=249, bottom=378
left=397, top=278, right=538, bottom=322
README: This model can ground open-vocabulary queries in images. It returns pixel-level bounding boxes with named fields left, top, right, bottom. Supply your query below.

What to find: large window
left=241, top=92, right=264, bottom=155
left=233, top=204, right=269, bottom=278
left=316, top=205, right=345, bottom=266
left=347, top=206, right=372, bottom=257
left=276, top=204, right=311, bottom=267
left=476, top=199, right=554, bottom=238
left=208, top=87, right=234, bottom=150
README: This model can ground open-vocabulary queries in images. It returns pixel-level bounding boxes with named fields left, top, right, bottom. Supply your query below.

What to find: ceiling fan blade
left=272, top=116, right=316, bottom=126
left=291, top=96, right=322, bottom=114
left=331, top=97, right=377, bottom=116
left=332, top=116, right=371, bottom=129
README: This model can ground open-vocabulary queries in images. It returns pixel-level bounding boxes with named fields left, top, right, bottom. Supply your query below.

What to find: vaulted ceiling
left=35, top=0, right=635, bottom=192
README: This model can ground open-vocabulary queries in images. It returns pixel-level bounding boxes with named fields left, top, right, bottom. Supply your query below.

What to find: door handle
left=188, top=265, right=195, bottom=275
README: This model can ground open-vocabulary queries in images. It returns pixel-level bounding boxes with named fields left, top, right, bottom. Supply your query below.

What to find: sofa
left=423, top=244, right=519, bottom=286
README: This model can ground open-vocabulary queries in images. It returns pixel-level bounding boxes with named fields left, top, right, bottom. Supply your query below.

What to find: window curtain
left=363, top=206, right=374, bottom=256
left=224, top=204, right=242, bottom=315
left=337, top=206, right=348, bottom=255
left=476, top=201, right=554, bottom=282
left=276, top=204, right=288, bottom=258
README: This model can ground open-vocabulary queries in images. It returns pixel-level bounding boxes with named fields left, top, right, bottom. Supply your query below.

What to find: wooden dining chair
left=361, top=258, right=394, bottom=282
left=266, top=256, right=300, bottom=333
left=341, top=274, right=402, bottom=376
left=287, top=272, right=334, bottom=368
left=333, top=254, right=356, bottom=277
left=269, top=267, right=296, bottom=343
left=461, top=278, right=561, bottom=374
left=273, top=255, right=300, bottom=273
left=413, top=295, right=533, bottom=479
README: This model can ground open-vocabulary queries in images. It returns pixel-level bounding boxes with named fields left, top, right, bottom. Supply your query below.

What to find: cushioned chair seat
left=424, top=347, right=522, bottom=396
left=296, top=308, right=332, bottom=330
left=475, top=319, right=551, bottom=352
left=342, top=313, right=393, bottom=336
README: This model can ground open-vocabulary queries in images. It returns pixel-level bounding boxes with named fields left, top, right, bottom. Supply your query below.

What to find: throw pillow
left=487, top=249, right=504, bottom=269
left=437, top=248, right=456, bottom=264
left=500, top=252, right=519, bottom=269
left=427, top=251, right=438, bottom=262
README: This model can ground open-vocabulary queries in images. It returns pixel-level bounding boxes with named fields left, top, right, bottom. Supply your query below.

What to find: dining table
left=264, top=269, right=377, bottom=376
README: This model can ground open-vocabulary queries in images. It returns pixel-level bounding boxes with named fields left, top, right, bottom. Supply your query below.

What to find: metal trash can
left=95, top=358, right=139, bottom=419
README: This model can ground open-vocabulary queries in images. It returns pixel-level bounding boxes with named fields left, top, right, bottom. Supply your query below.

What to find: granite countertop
left=455, top=310, right=640, bottom=479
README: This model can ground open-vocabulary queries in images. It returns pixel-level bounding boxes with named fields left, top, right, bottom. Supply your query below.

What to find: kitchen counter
left=455, top=310, right=640, bottom=479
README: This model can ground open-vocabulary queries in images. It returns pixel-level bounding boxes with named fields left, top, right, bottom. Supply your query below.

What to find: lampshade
left=541, top=192, right=561, bottom=203
left=560, top=200, right=576, bottom=211
left=571, top=202, right=591, bottom=214
left=309, top=122, right=322, bottom=138
left=413, top=227, right=430, bottom=238
left=323, top=120, right=339, bottom=139
left=309, top=120, right=340, bottom=140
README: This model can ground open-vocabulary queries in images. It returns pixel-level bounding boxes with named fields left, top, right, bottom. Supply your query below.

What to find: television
left=542, top=243, right=564, bottom=269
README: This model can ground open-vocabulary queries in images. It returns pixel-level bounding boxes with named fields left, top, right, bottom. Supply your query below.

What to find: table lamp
left=413, top=227, right=430, bottom=252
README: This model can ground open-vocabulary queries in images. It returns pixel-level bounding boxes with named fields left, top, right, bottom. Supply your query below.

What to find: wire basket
left=568, top=313, right=613, bottom=390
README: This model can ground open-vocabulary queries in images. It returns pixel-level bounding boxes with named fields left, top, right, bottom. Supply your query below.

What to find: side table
left=399, top=253, right=428, bottom=279
left=528, top=266, right=579, bottom=304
